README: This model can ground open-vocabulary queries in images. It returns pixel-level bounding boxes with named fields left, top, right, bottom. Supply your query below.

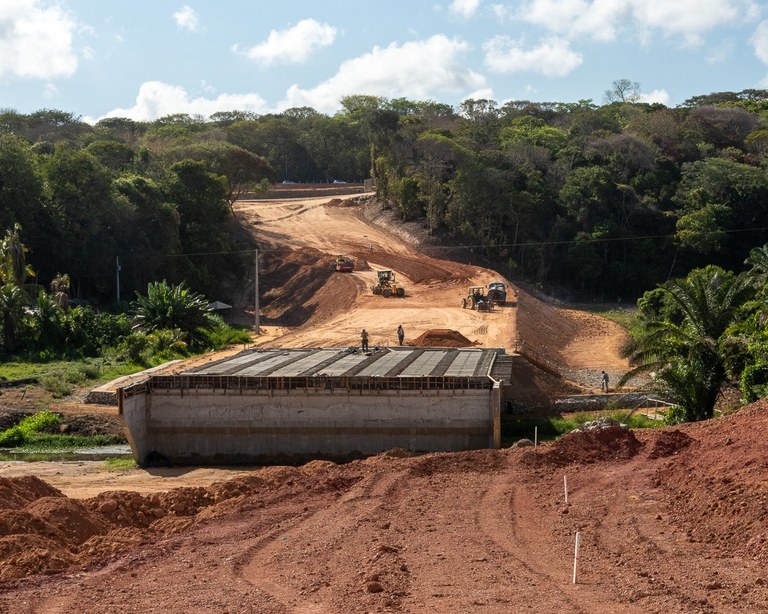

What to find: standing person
left=396, top=324, right=404, bottom=346
left=601, top=370, right=609, bottom=392
left=360, top=328, right=369, bottom=352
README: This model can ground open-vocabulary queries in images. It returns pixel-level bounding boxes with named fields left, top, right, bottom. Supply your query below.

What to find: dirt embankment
left=2, top=404, right=768, bottom=612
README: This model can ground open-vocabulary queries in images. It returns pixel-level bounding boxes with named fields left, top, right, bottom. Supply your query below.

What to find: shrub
left=0, top=411, right=62, bottom=447
left=40, top=372, right=72, bottom=397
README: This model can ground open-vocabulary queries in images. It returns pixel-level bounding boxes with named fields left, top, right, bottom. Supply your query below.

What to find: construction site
left=119, top=346, right=505, bottom=464
left=1, top=185, right=766, bottom=613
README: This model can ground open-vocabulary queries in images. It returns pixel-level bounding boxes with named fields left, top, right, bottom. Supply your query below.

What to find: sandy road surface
left=236, top=194, right=520, bottom=351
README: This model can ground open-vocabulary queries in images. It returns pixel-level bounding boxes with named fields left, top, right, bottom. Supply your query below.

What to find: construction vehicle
left=487, top=281, right=507, bottom=305
left=462, top=286, right=492, bottom=311
left=334, top=255, right=354, bottom=272
left=371, top=269, right=405, bottom=297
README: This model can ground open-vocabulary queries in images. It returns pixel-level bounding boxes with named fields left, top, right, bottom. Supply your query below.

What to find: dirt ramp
left=350, top=249, right=472, bottom=285
left=410, top=328, right=475, bottom=347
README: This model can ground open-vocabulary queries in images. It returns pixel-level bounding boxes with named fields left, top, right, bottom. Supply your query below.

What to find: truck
left=334, top=255, right=354, bottom=272
left=487, top=281, right=507, bottom=305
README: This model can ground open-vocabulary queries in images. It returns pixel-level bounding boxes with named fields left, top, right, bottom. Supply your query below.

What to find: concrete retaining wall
left=120, top=386, right=499, bottom=465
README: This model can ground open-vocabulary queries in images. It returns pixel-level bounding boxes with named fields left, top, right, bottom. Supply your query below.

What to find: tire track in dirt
left=475, top=463, right=646, bottom=614
left=560, top=457, right=765, bottom=613
left=237, top=467, right=411, bottom=613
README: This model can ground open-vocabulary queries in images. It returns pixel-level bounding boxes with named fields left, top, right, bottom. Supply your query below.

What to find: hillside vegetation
left=3, top=89, right=768, bottom=303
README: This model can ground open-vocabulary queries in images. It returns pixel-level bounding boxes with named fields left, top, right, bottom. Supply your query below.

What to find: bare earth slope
left=2, top=403, right=768, bottom=613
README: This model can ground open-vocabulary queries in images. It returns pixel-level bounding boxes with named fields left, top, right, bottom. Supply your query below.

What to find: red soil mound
left=527, top=425, right=643, bottom=467
left=409, top=328, right=474, bottom=347
left=0, top=476, right=62, bottom=509
left=654, top=401, right=768, bottom=564
left=647, top=429, right=694, bottom=459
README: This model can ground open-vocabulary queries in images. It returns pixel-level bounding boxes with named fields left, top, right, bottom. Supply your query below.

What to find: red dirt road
left=3, top=407, right=768, bottom=613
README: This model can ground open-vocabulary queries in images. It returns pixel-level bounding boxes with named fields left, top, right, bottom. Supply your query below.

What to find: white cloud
left=237, top=19, right=337, bottom=66
left=465, top=87, right=495, bottom=101
left=450, top=0, right=481, bottom=18
left=519, top=0, right=756, bottom=45
left=753, top=20, right=768, bottom=64
left=173, top=5, right=200, bottom=32
left=483, top=36, right=583, bottom=76
left=280, top=35, right=485, bottom=113
left=94, top=81, right=269, bottom=122
left=0, top=0, right=77, bottom=79
left=490, top=3, right=513, bottom=22
left=638, top=88, right=670, bottom=105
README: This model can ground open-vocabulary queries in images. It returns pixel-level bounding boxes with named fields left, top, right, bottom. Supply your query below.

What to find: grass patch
left=501, top=410, right=663, bottom=446
left=11, top=434, right=126, bottom=451
left=0, top=411, right=61, bottom=446
left=0, top=411, right=126, bottom=449
left=104, top=457, right=137, bottom=471
left=573, top=305, right=640, bottom=331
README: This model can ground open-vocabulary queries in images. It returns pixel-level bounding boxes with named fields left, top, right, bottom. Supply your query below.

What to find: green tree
left=130, top=280, right=213, bottom=336
left=0, top=284, right=26, bottom=354
left=604, top=79, right=641, bottom=103
left=621, top=266, right=753, bottom=421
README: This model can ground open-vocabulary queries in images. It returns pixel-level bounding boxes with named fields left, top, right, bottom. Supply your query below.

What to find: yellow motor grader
left=371, top=269, right=405, bottom=297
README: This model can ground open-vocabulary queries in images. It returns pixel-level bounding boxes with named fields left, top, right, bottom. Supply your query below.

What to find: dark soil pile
left=528, top=425, right=643, bottom=466
left=409, top=329, right=475, bottom=347
left=647, top=429, right=694, bottom=459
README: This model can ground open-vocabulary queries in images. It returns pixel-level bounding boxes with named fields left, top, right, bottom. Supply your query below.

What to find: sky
left=2, top=0, right=768, bottom=124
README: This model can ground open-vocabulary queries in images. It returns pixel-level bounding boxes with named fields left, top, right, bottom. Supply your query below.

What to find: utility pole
left=254, top=249, right=260, bottom=334
left=116, top=256, right=121, bottom=305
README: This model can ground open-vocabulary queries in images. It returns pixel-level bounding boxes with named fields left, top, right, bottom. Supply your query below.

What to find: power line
left=149, top=225, right=768, bottom=259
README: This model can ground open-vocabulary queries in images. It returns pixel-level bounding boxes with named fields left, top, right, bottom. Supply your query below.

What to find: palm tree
left=33, top=290, right=66, bottom=351
left=0, top=284, right=26, bottom=354
left=621, top=265, right=753, bottom=421
left=130, top=280, right=212, bottom=335
left=50, top=273, right=71, bottom=309
left=0, top=224, right=34, bottom=288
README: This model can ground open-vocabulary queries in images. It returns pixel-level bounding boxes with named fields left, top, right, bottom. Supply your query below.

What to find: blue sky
left=2, top=0, right=768, bottom=123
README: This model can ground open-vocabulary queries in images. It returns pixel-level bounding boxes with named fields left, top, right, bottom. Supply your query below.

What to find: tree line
left=5, top=88, right=768, bottom=303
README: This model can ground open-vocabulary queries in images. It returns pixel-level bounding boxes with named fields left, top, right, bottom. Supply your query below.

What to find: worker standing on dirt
left=360, top=329, right=369, bottom=352
left=601, top=370, right=609, bottom=392
left=397, top=324, right=404, bottom=346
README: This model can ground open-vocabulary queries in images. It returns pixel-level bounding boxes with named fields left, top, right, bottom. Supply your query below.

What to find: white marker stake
left=572, top=531, right=581, bottom=584
left=534, top=426, right=538, bottom=448
left=564, top=474, right=569, bottom=505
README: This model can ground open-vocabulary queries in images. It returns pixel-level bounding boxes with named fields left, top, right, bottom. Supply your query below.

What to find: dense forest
left=3, top=86, right=768, bottom=305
